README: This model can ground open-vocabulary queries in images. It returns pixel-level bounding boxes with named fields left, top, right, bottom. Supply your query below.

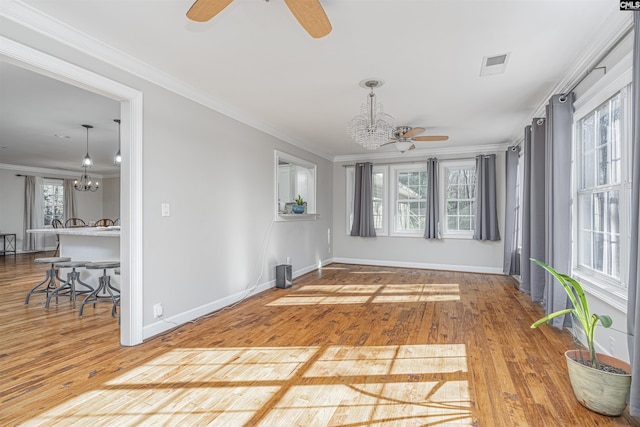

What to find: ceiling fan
left=186, top=0, right=332, bottom=39
left=382, top=126, right=449, bottom=153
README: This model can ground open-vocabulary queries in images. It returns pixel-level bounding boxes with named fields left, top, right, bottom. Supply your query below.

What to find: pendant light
left=113, top=119, right=122, bottom=166
left=74, top=124, right=99, bottom=192
left=346, top=79, right=395, bottom=150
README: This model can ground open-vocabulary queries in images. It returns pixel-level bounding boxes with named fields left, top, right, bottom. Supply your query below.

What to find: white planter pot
left=565, top=349, right=631, bottom=417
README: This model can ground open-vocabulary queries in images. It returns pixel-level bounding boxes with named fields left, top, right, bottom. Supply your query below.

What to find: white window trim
left=571, top=52, right=632, bottom=303
left=42, top=178, right=64, bottom=229
left=389, top=163, right=428, bottom=237
left=439, top=159, right=476, bottom=239
left=345, top=165, right=388, bottom=236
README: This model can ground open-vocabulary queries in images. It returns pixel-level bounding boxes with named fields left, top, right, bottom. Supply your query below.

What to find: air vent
left=480, top=52, right=510, bottom=77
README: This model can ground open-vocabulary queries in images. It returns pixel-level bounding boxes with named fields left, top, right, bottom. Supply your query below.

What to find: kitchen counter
left=28, top=226, right=120, bottom=237
left=28, top=226, right=120, bottom=287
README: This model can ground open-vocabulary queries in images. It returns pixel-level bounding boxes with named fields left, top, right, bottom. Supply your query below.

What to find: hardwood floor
left=1, top=253, right=638, bottom=426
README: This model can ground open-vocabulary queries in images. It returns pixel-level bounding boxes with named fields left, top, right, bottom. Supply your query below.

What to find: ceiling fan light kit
left=381, top=126, right=451, bottom=153
left=347, top=79, right=395, bottom=150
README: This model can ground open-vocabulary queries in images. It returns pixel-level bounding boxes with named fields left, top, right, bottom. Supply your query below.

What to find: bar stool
left=79, top=261, right=120, bottom=318
left=46, top=261, right=94, bottom=309
left=113, top=268, right=120, bottom=319
left=24, top=256, right=71, bottom=305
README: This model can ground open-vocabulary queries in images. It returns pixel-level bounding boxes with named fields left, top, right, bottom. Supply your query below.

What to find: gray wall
left=0, top=165, right=107, bottom=250
left=101, top=176, right=120, bottom=221
left=0, top=21, right=333, bottom=338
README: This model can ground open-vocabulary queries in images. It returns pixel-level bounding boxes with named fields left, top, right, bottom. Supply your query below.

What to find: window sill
left=572, top=269, right=628, bottom=314
left=276, top=213, right=319, bottom=221
left=440, top=233, right=474, bottom=240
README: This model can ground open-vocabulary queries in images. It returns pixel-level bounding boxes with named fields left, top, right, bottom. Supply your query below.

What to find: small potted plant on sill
left=530, top=258, right=631, bottom=417
left=292, top=195, right=306, bottom=214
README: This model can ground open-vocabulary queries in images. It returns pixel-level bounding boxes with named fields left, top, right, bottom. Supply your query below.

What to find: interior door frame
left=1, top=36, right=144, bottom=346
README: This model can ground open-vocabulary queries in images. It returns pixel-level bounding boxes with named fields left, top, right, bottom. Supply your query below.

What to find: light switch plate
left=161, top=203, right=170, bottom=217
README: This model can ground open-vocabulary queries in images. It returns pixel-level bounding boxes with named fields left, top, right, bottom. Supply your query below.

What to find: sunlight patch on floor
left=267, top=283, right=461, bottom=306
left=25, top=344, right=472, bottom=426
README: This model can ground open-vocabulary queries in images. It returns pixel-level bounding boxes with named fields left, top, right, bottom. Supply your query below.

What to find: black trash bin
left=276, top=264, right=292, bottom=289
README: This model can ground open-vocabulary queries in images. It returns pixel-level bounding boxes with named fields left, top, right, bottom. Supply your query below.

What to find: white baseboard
left=331, top=257, right=504, bottom=275
left=142, top=258, right=334, bottom=340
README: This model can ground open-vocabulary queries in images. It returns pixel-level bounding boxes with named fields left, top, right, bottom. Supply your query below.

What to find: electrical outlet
left=153, top=303, right=163, bottom=318
left=161, top=203, right=170, bottom=217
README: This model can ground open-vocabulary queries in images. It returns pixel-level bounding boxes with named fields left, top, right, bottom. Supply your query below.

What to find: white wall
left=332, top=152, right=506, bottom=274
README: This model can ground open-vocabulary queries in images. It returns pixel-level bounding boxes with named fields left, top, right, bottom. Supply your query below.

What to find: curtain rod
left=341, top=157, right=484, bottom=168
left=15, top=173, right=64, bottom=180
left=561, top=25, right=633, bottom=99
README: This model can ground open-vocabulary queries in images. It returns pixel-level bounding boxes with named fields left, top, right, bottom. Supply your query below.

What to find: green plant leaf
left=598, top=314, right=613, bottom=328
left=530, top=308, right=574, bottom=328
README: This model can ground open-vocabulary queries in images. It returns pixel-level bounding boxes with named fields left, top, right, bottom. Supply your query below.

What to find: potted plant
left=530, top=258, right=631, bottom=416
left=292, top=195, right=305, bottom=214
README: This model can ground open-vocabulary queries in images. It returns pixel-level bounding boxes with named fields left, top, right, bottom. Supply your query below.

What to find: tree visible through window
left=395, top=170, right=427, bottom=232
left=43, top=179, right=64, bottom=226
left=444, top=165, right=476, bottom=234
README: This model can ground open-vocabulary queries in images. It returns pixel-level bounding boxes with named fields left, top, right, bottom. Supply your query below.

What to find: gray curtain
left=63, top=179, right=77, bottom=221
left=520, top=119, right=546, bottom=301
left=544, top=93, right=574, bottom=328
left=350, top=162, right=376, bottom=237
left=627, top=10, right=640, bottom=418
left=424, top=157, right=440, bottom=239
left=473, top=154, right=500, bottom=241
left=22, top=175, right=44, bottom=251
left=503, top=146, right=520, bottom=274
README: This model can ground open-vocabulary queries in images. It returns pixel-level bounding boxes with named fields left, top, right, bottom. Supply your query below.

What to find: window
left=576, top=85, right=631, bottom=286
left=440, top=160, right=476, bottom=238
left=42, top=179, right=64, bottom=227
left=346, top=165, right=388, bottom=235
left=391, top=165, right=427, bottom=235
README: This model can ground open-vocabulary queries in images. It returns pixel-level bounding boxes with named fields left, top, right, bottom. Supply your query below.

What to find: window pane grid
left=577, top=88, right=626, bottom=283
left=395, top=171, right=427, bottom=232
left=445, top=167, right=476, bottom=233
left=42, top=181, right=64, bottom=226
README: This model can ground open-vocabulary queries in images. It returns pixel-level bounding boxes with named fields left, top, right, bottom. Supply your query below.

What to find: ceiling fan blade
left=400, top=127, right=425, bottom=138
left=413, top=135, right=450, bottom=142
left=380, top=141, right=396, bottom=147
left=283, top=0, right=332, bottom=38
left=186, top=0, right=234, bottom=22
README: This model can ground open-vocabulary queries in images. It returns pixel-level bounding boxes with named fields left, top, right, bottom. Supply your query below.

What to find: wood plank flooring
left=1, top=253, right=638, bottom=426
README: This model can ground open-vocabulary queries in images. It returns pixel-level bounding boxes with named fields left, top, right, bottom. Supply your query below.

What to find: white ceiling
left=0, top=0, right=628, bottom=172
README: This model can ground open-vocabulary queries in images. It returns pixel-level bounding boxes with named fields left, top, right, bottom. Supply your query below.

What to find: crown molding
left=333, top=142, right=511, bottom=163
left=518, top=9, right=633, bottom=138
left=0, top=0, right=333, bottom=162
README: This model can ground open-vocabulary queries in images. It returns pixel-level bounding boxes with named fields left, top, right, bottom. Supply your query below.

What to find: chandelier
left=74, top=124, right=99, bottom=192
left=113, top=119, right=122, bottom=166
left=346, top=79, right=395, bottom=150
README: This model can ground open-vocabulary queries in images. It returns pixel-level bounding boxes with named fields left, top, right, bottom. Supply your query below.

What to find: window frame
left=42, top=178, right=64, bottom=228
left=389, top=163, right=428, bottom=237
left=439, top=159, right=476, bottom=239
left=345, top=165, right=388, bottom=236
left=274, top=150, right=317, bottom=220
left=571, top=52, right=632, bottom=308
